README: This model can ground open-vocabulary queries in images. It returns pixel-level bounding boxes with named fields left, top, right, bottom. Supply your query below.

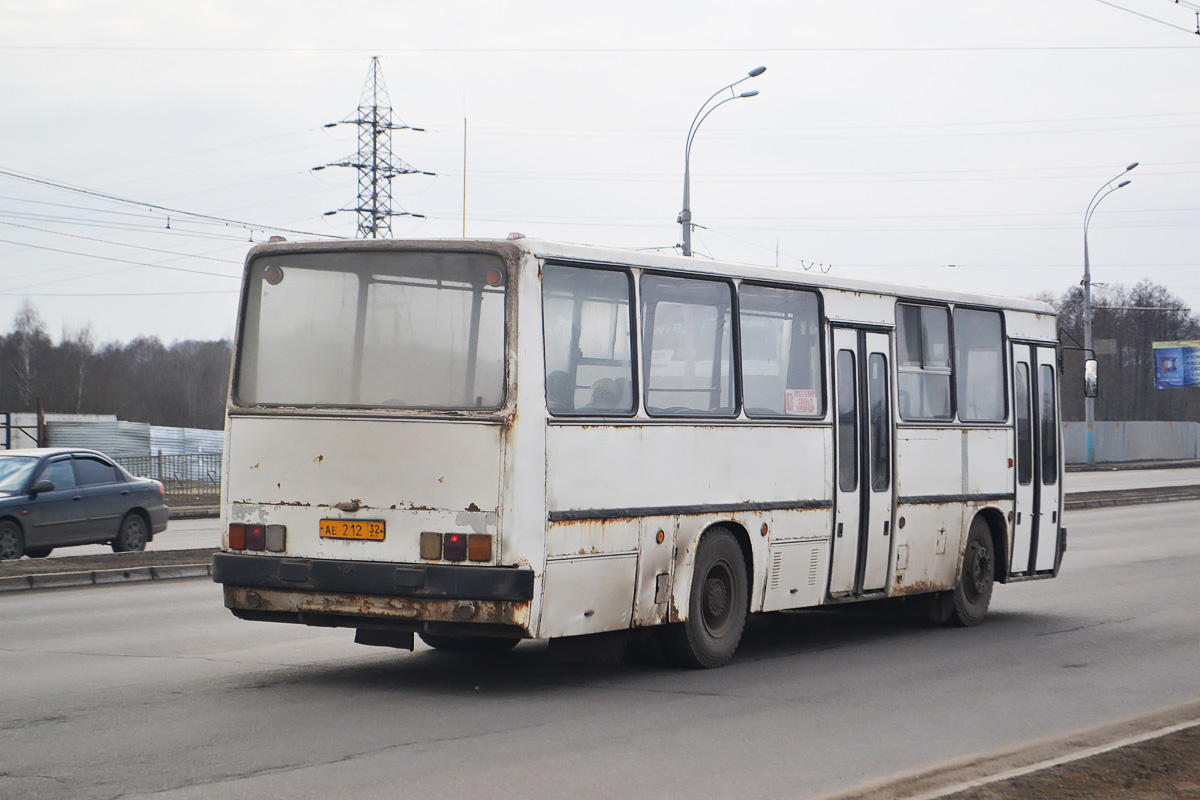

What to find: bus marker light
left=228, top=523, right=246, bottom=550
left=656, top=529, right=665, bottom=544
left=467, top=534, right=492, bottom=561
left=245, top=524, right=266, bottom=551
left=444, top=533, right=468, bottom=562
left=760, top=523, right=768, bottom=537
left=266, top=525, right=287, bottom=552
left=486, top=268, right=505, bottom=286
left=420, top=532, right=442, bottom=560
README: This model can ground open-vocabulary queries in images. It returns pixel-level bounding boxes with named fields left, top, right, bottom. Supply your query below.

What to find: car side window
left=39, top=459, right=77, bottom=490
left=74, top=456, right=120, bottom=486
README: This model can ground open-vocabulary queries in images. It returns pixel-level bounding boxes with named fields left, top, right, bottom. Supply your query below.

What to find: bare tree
left=8, top=300, right=50, bottom=412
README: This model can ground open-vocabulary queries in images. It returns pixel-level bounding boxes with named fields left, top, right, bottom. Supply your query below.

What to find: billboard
left=1153, top=341, right=1200, bottom=389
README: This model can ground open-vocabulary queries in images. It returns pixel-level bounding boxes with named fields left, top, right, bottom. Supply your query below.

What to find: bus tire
left=664, top=527, right=748, bottom=669
left=948, top=516, right=995, bottom=627
left=418, top=632, right=519, bottom=654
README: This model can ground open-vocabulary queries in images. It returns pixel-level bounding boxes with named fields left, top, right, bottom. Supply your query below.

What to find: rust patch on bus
left=226, top=586, right=531, bottom=628
left=891, top=579, right=945, bottom=597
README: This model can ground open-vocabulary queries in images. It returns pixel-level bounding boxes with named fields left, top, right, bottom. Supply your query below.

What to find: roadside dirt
left=947, top=724, right=1200, bottom=800
left=0, top=548, right=216, bottom=576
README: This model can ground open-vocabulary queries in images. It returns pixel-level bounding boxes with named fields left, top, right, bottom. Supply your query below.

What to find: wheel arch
left=670, top=519, right=756, bottom=624
left=123, top=506, right=152, bottom=529
left=973, top=507, right=1009, bottom=584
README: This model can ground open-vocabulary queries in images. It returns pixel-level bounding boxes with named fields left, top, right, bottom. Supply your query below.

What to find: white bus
left=213, top=237, right=1065, bottom=668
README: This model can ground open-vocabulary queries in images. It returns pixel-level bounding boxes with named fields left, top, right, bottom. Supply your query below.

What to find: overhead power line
left=1091, top=0, right=1200, bottom=34
left=0, top=167, right=341, bottom=239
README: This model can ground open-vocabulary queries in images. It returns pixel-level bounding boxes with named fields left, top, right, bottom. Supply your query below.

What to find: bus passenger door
left=1010, top=343, right=1063, bottom=575
left=829, top=328, right=894, bottom=596
left=1010, top=345, right=1036, bottom=574
left=1032, top=346, right=1062, bottom=572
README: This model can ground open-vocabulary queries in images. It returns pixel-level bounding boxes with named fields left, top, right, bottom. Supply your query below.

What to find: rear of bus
left=212, top=240, right=537, bottom=650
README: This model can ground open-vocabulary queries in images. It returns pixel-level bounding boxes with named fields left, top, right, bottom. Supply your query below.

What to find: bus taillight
left=228, top=523, right=284, bottom=552
left=444, top=534, right=468, bottom=562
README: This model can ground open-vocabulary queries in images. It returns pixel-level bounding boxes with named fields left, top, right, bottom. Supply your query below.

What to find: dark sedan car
left=0, top=448, right=169, bottom=559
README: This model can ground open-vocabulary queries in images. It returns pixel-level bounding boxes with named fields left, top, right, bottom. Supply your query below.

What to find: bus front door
left=829, top=327, right=894, bottom=597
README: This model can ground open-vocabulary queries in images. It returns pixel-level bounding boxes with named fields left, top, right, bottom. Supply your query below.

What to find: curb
left=0, top=563, right=212, bottom=593
left=168, top=506, right=219, bottom=520
left=1064, top=486, right=1200, bottom=510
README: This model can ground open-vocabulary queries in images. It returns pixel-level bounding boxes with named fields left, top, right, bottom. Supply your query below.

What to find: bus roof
left=245, top=237, right=1056, bottom=317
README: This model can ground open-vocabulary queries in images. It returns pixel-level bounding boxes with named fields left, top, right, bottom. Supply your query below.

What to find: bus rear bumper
left=213, top=552, right=534, bottom=633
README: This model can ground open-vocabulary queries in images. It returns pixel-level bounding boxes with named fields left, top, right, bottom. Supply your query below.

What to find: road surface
left=1064, top=466, right=1200, bottom=493
left=2, top=500, right=1197, bottom=799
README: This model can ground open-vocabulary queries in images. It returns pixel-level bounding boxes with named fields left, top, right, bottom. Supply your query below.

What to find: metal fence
left=117, top=452, right=222, bottom=506
left=1063, top=421, right=1200, bottom=464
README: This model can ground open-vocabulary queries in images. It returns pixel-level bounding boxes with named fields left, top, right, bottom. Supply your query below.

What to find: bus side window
left=896, top=303, right=953, bottom=421
left=642, top=275, right=735, bottom=417
left=953, top=307, right=1006, bottom=422
left=542, top=264, right=635, bottom=416
left=739, top=284, right=824, bottom=418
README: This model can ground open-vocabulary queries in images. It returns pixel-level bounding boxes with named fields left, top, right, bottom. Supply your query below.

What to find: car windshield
left=0, top=456, right=38, bottom=493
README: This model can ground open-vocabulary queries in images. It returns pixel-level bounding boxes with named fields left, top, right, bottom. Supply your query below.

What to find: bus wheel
left=948, top=517, right=995, bottom=627
left=418, top=633, right=519, bottom=654
left=664, top=527, right=748, bottom=669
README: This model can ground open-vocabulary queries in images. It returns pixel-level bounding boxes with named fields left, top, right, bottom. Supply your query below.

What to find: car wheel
left=0, top=520, right=24, bottom=560
left=112, top=513, right=149, bottom=553
left=24, top=547, right=53, bottom=559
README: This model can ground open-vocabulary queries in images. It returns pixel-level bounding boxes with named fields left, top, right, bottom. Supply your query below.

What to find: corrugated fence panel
left=45, top=420, right=151, bottom=458
left=1063, top=421, right=1200, bottom=463
left=149, top=426, right=224, bottom=455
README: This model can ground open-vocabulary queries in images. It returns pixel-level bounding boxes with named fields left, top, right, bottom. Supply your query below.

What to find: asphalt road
left=2, top=500, right=1197, bottom=800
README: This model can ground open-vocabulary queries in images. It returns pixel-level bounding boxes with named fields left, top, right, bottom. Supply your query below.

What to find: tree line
left=1, top=300, right=231, bottom=430
left=2, top=280, right=1197, bottom=429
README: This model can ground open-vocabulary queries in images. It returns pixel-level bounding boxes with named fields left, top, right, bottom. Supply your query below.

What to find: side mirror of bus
left=1084, top=358, right=1099, bottom=398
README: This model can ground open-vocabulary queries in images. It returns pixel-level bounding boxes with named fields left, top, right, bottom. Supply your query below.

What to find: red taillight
left=443, top=533, right=467, bottom=562
left=228, top=523, right=245, bottom=550
left=245, top=524, right=266, bottom=551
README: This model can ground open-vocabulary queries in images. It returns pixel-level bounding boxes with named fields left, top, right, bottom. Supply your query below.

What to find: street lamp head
left=1126, top=162, right=1139, bottom=171
left=1117, top=179, right=1131, bottom=188
left=748, top=66, right=767, bottom=78
left=739, top=90, right=760, bottom=98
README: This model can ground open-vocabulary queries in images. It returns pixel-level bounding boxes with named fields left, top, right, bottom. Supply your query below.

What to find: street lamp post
left=679, top=66, right=766, bottom=256
left=1082, top=161, right=1137, bottom=464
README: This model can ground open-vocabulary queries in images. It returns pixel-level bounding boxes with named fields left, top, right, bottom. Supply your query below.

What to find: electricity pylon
left=316, top=56, right=433, bottom=238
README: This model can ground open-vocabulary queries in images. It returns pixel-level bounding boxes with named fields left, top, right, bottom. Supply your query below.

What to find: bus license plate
left=319, top=519, right=386, bottom=541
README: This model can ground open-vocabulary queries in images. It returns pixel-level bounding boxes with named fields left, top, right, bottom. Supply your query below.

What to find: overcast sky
left=2, top=1, right=1198, bottom=344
